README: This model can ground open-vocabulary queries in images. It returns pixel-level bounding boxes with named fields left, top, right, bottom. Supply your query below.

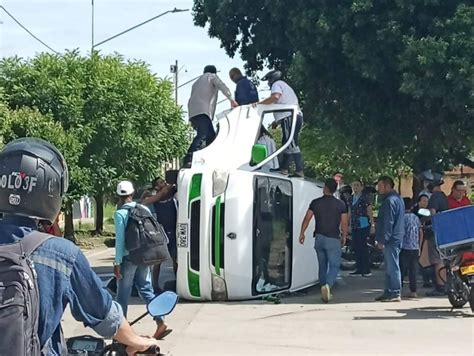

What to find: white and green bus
left=175, top=104, right=323, bottom=301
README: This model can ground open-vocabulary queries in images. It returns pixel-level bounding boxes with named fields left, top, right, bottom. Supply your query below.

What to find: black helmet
left=0, top=138, right=68, bottom=222
left=261, top=70, right=282, bottom=86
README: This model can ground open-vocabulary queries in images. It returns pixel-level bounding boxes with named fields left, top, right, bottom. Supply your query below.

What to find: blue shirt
left=375, top=191, right=405, bottom=245
left=235, top=76, right=259, bottom=105
left=402, top=212, right=421, bottom=250
left=0, top=216, right=123, bottom=355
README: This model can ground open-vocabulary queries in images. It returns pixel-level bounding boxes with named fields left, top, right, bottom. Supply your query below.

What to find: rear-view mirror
left=147, top=291, right=178, bottom=317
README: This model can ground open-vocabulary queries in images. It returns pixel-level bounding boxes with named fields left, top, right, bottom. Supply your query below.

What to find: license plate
left=460, top=264, right=474, bottom=275
left=177, top=223, right=188, bottom=248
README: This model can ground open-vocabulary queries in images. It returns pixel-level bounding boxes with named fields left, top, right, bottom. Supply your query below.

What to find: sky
left=0, top=0, right=269, bottom=112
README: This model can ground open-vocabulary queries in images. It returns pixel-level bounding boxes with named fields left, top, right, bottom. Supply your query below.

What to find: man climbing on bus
left=258, top=70, right=304, bottom=178
left=184, top=65, right=238, bottom=167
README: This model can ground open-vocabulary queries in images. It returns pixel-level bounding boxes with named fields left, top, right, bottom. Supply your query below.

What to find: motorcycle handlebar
left=100, top=343, right=161, bottom=355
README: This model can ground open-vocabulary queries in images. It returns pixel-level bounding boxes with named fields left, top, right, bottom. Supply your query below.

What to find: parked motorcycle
left=419, top=207, right=474, bottom=311
left=342, top=233, right=384, bottom=269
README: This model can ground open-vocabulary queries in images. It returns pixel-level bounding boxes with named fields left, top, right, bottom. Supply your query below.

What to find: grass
left=73, top=203, right=117, bottom=249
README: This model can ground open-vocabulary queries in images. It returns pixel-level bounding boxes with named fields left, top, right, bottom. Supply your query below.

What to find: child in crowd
left=400, top=197, right=423, bottom=298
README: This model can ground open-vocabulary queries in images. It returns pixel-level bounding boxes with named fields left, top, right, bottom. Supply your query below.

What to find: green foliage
left=0, top=51, right=188, bottom=201
left=194, top=0, right=474, bottom=177
left=1, top=107, right=91, bottom=203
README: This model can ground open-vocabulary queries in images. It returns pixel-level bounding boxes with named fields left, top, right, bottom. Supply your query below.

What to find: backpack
left=124, top=204, right=170, bottom=266
left=0, top=231, right=52, bottom=356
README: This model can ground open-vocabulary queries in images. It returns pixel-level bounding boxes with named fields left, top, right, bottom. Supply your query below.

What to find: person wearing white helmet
left=114, top=181, right=171, bottom=339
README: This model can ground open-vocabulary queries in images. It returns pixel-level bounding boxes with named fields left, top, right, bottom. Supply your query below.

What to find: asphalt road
left=63, top=248, right=474, bottom=356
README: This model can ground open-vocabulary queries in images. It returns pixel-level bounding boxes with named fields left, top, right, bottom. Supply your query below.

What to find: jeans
left=116, top=256, right=161, bottom=322
left=280, top=114, right=304, bottom=173
left=185, top=114, right=216, bottom=161
left=383, top=242, right=401, bottom=297
left=400, top=249, right=418, bottom=292
left=353, top=227, right=371, bottom=274
left=314, top=234, right=342, bottom=287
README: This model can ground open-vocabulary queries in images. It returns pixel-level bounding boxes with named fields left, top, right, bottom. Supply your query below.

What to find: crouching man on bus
left=299, top=178, right=349, bottom=303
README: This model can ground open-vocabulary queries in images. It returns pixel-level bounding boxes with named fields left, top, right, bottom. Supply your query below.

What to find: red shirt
left=447, top=194, right=471, bottom=209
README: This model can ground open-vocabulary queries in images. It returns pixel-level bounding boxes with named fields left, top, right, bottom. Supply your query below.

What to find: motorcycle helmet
left=0, top=138, right=68, bottom=222
left=261, top=70, right=282, bottom=87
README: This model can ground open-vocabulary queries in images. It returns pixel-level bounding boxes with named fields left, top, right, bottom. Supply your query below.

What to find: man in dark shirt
left=299, top=178, right=348, bottom=303
left=229, top=67, right=259, bottom=105
left=426, top=179, right=449, bottom=296
left=375, top=176, right=405, bottom=302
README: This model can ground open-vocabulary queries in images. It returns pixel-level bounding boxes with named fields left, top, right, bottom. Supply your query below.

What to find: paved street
left=63, top=248, right=474, bottom=356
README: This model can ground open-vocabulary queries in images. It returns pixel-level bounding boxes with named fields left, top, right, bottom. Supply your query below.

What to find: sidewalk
left=64, top=250, right=474, bottom=356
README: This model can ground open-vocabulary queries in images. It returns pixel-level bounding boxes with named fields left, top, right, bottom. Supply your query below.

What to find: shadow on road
left=354, top=306, right=473, bottom=320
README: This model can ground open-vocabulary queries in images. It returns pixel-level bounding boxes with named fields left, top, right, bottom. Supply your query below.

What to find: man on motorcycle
left=0, top=138, right=159, bottom=355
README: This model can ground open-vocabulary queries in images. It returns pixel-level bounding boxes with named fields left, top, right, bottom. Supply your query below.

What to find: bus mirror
left=251, top=144, right=267, bottom=166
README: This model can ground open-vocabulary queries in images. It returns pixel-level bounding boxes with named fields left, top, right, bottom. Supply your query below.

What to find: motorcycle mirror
left=147, top=291, right=178, bottom=318
left=418, top=208, right=431, bottom=217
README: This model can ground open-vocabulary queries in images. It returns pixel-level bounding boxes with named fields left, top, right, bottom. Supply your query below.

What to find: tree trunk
left=95, top=193, right=104, bottom=235
left=412, top=173, right=424, bottom=199
left=64, top=202, right=74, bottom=239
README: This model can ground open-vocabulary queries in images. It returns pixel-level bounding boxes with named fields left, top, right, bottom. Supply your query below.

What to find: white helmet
left=116, top=180, right=135, bottom=196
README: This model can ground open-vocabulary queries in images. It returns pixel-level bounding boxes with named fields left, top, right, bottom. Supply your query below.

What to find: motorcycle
left=66, top=291, right=178, bottom=355
left=419, top=208, right=474, bottom=311
left=341, top=233, right=384, bottom=269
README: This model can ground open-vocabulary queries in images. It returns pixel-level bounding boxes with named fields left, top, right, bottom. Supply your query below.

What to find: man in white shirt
left=184, top=65, right=237, bottom=165
left=258, top=70, right=304, bottom=177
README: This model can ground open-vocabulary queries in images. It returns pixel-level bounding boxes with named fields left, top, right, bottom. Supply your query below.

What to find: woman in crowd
left=348, top=179, right=375, bottom=277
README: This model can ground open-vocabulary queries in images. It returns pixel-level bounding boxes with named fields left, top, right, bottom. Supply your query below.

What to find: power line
left=0, top=6, right=58, bottom=54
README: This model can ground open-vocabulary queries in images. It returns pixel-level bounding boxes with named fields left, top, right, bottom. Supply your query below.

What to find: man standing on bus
left=184, top=65, right=238, bottom=166
left=258, top=70, right=304, bottom=178
left=299, top=178, right=349, bottom=303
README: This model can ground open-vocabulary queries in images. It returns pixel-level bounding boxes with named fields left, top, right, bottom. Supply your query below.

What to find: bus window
left=253, top=176, right=292, bottom=294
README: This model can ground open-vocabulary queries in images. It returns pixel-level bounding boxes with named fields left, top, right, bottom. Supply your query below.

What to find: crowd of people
left=300, top=175, right=472, bottom=303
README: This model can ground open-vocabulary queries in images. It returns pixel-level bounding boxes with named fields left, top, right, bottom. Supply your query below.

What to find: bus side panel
left=223, top=172, right=254, bottom=299
left=290, top=180, right=322, bottom=291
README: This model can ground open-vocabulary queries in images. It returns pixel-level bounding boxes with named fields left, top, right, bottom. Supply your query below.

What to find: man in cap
left=184, top=65, right=238, bottom=166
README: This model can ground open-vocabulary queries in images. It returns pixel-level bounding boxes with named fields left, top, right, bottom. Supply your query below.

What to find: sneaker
left=375, top=294, right=389, bottom=302
left=288, top=173, right=304, bottom=178
left=321, top=284, right=332, bottom=303
left=349, top=271, right=362, bottom=276
left=407, top=292, right=418, bottom=298
left=362, top=272, right=372, bottom=277
left=381, top=295, right=401, bottom=302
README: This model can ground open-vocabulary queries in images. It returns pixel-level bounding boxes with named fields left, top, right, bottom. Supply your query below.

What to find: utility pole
left=170, top=60, right=178, bottom=104
left=91, top=0, right=95, bottom=55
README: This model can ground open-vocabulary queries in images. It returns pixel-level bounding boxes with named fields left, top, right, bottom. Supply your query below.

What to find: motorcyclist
left=0, top=138, right=159, bottom=355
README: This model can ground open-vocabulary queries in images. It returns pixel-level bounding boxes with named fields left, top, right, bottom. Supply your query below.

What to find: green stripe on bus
left=188, top=174, right=202, bottom=203
left=214, top=196, right=222, bottom=276
left=188, top=268, right=200, bottom=297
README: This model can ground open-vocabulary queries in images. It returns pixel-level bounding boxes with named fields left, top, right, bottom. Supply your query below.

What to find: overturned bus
left=175, top=104, right=323, bottom=301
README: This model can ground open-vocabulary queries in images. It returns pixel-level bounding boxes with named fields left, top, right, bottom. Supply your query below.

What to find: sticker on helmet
left=9, top=194, right=21, bottom=205
left=0, top=172, right=38, bottom=193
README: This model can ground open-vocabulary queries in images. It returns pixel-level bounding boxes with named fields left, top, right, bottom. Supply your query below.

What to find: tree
left=193, top=1, right=474, bottom=179
left=0, top=105, right=90, bottom=236
left=0, top=51, right=188, bottom=234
